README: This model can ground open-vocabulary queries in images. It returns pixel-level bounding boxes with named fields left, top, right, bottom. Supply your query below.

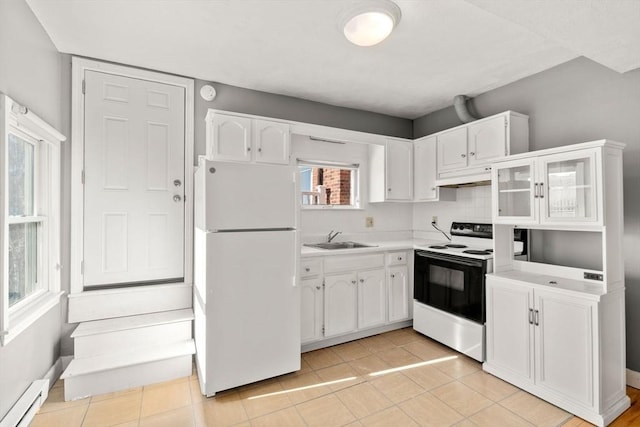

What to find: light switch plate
left=365, top=217, right=374, bottom=227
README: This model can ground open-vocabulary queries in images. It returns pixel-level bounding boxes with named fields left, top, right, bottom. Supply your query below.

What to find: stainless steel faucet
left=327, top=230, right=342, bottom=243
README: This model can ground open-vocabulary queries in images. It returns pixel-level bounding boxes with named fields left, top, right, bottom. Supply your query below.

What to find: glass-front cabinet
left=492, top=148, right=601, bottom=227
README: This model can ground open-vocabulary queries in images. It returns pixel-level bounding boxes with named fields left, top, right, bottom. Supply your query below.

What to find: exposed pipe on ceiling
left=453, top=95, right=479, bottom=123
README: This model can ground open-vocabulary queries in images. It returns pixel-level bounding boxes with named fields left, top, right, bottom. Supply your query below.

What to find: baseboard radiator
left=0, top=380, right=49, bottom=427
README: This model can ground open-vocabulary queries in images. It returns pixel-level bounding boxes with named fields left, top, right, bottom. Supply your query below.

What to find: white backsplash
left=413, top=185, right=492, bottom=235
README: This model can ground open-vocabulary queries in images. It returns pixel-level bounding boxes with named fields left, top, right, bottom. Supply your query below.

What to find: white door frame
left=70, top=57, right=194, bottom=294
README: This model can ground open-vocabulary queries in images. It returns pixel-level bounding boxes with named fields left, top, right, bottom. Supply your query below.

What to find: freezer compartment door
left=197, top=160, right=296, bottom=230
left=205, top=230, right=300, bottom=393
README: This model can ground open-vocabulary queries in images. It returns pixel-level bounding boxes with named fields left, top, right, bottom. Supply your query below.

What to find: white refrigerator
left=194, top=159, right=300, bottom=396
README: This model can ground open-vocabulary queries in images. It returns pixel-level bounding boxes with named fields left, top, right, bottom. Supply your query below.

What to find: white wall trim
left=70, top=57, right=194, bottom=295
left=626, top=368, right=640, bottom=389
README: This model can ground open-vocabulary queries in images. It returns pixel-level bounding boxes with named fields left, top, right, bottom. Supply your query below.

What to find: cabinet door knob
left=469, top=152, right=475, bottom=156
left=258, top=147, right=262, bottom=152
left=539, top=183, right=545, bottom=199
left=397, top=256, right=402, bottom=261
left=534, top=309, right=540, bottom=326
left=351, top=280, right=356, bottom=284
left=359, top=278, right=364, bottom=283
left=387, top=188, right=392, bottom=192
left=316, top=285, right=321, bottom=290
left=461, top=154, right=466, bottom=158
left=305, top=267, right=310, bottom=272
left=173, top=179, right=182, bottom=187
left=173, top=195, right=182, bottom=202
left=528, top=308, right=534, bottom=325
left=391, top=274, right=395, bottom=278
left=247, top=147, right=251, bottom=152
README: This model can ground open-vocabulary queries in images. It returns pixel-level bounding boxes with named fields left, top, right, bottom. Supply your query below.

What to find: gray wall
left=193, top=80, right=412, bottom=163
left=0, top=0, right=67, bottom=419
left=414, top=57, right=640, bottom=370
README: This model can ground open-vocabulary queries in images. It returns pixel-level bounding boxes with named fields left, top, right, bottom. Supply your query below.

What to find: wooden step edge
left=61, top=340, right=195, bottom=378
left=71, top=309, right=194, bottom=338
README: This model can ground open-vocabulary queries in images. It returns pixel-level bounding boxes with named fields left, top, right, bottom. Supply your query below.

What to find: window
left=299, top=161, right=359, bottom=208
left=1, top=94, right=64, bottom=345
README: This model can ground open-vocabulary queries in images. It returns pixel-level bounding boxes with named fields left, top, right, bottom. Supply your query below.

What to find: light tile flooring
left=32, top=328, right=602, bottom=426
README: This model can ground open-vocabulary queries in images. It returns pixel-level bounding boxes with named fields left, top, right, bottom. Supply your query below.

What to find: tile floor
left=31, top=328, right=597, bottom=426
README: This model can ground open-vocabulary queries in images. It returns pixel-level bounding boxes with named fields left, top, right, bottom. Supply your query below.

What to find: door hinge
left=81, top=170, right=85, bottom=184
left=322, top=325, right=325, bottom=335
left=80, top=260, right=84, bottom=274
left=82, top=80, right=86, bottom=95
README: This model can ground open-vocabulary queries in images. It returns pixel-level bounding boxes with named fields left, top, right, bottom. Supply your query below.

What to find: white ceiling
left=26, top=0, right=640, bottom=119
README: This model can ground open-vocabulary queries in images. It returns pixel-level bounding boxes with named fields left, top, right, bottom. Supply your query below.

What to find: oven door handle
left=415, top=251, right=484, bottom=267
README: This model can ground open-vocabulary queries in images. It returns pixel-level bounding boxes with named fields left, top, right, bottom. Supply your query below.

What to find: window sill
left=1, top=291, right=64, bottom=346
left=302, top=206, right=363, bottom=211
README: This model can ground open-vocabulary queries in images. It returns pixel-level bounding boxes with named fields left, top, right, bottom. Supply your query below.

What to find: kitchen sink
left=304, top=241, right=375, bottom=250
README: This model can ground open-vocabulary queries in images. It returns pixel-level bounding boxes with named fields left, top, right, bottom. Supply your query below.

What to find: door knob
left=173, top=195, right=182, bottom=202
left=173, top=179, right=182, bottom=187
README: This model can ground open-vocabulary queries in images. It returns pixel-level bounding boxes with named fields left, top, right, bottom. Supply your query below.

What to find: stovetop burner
left=463, top=249, right=491, bottom=255
left=445, top=244, right=468, bottom=248
left=429, top=245, right=448, bottom=249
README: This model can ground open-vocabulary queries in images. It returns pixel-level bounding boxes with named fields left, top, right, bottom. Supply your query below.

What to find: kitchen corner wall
left=0, top=0, right=68, bottom=420
left=413, top=57, right=640, bottom=371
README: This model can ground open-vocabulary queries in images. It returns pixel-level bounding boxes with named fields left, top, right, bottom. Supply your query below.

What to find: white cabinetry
left=433, top=111, right=529, bottom=186
left=301, top=248, right=413, bottom=349
left=300, top=258, right=323, bottom=344
left=324, top=272, right=358, bottom=337
left=323, top=268, right=386, bottom=337
left=485, top=140, right=628, bottom=426
left=492, top=147, right=603, bottom=228
left=206, top=112, right=290, bottom=164
left=413, top=136, right=455, bottom=202
left=356, top=269, right=387, bottom=330
left=369, top=139, right=413, bottom=202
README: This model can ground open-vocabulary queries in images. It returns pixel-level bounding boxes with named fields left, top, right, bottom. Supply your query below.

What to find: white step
left=68, top=283, right=192, bottom=323
left=72, top=309, right=193, bottom=358
left=62, top=340, right=195, bottom=401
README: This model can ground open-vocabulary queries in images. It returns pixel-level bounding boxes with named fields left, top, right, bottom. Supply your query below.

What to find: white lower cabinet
left=388, top=265, right=410, bottom=322
left=300, top=277, right=324, bottom=343
left=324, top=272, right=358, bottom=337
left=485, top=274, right=627, bottom=426
left=357, top=269, right=387, bottom=330
left=301, top=250, right=413, bottom=345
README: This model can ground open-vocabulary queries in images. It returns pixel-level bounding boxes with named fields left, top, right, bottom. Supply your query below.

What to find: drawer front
left=324, top=253, right=385, bottom=274
left=301, top=258, right=322, bottom=277
left=387, top=251, right=408, bottom=266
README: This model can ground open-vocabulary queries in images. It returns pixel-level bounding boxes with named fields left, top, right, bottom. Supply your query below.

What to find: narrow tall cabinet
left=484, top=140, right=628, bottom=427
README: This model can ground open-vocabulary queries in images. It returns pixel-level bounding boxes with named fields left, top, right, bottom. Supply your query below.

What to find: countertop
left=301, top=239, right=444, bottom=257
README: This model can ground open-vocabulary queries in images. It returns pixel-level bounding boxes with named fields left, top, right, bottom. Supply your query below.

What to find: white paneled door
left=83, top=71, right=185, bottom=287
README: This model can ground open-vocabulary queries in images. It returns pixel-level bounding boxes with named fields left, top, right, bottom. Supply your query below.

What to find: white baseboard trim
left=43, top=356, right=72, bottom=390
left=626, top=368, right=640, bottom=389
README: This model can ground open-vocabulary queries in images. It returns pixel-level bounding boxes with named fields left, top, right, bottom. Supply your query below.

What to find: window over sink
left=298, top=160, right=359, bottom=209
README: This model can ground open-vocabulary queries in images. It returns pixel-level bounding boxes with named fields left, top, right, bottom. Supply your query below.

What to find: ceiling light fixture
left=340, top=0, right=401, bottom=47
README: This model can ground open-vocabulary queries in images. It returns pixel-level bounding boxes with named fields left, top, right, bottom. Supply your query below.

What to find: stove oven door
left=414, top=251, right=487, bottom=323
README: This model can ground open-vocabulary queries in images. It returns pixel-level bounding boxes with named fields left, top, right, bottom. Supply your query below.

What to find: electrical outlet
left=432, top=216, right=438, bottom=224
left=365, top=217, right=374, bottom=228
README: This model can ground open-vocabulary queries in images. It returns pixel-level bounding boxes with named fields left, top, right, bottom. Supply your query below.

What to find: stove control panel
left=450, top=222, right=493, bottom=238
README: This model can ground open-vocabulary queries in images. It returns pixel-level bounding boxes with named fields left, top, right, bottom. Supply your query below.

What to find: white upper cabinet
left=493, top=146, right=604, bottom=228
left=369, top=139, right=413, bottom=202
left=437, top=127, right=468, bottom=172
left=414, top=136, right=455, bottom=202
left=209, top=113, right=252, bottom=162
left=468, top=115, right=509, bottom=165
left=207, top=112, right=290, bottom=164
left=253, top=119, right=290, bottom=165
left=434, top=111, right=529, bottom=186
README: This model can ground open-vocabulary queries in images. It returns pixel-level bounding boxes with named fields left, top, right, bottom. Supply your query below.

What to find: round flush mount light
left=200, top=84, right=217, bottom=101
left=340, top=0, right=401, bottom=47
